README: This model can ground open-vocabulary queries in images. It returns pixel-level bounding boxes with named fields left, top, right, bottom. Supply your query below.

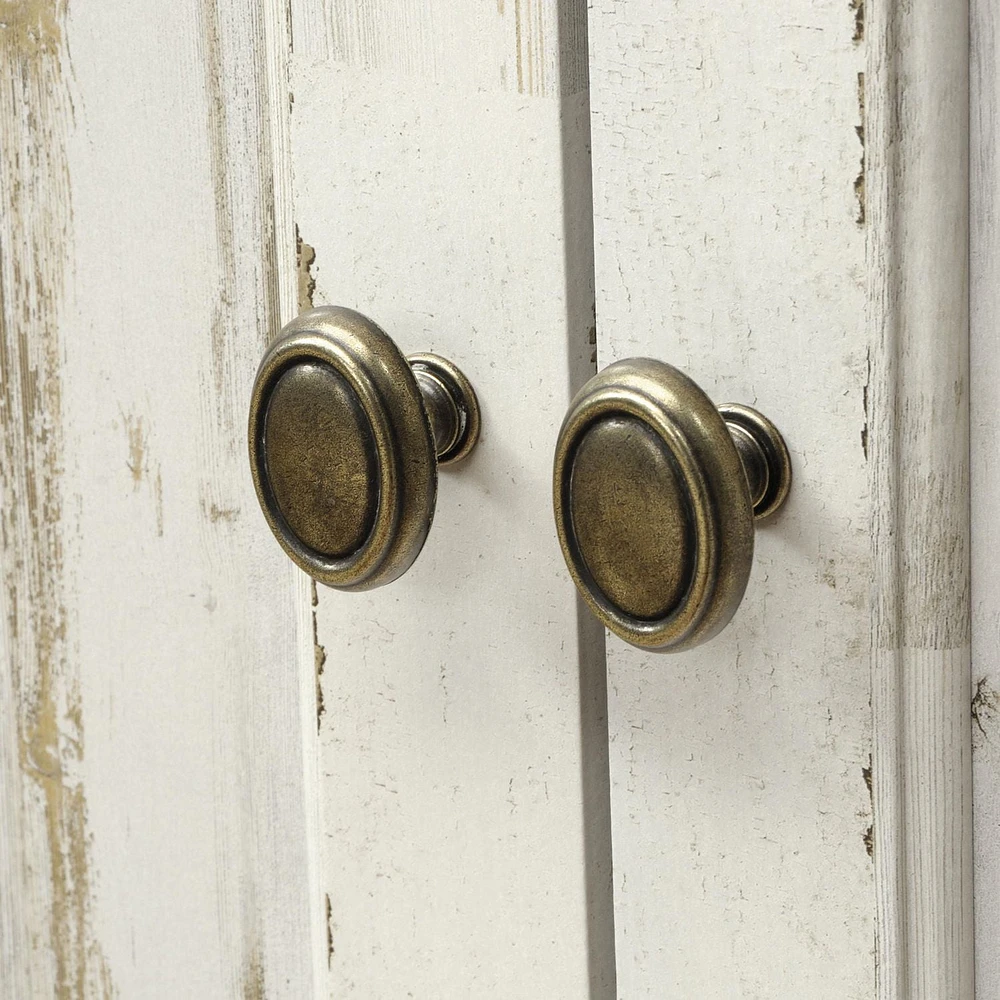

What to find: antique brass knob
left=553, top=358, right=791, bottom=651
left=248, top=306, right=480, bottom=590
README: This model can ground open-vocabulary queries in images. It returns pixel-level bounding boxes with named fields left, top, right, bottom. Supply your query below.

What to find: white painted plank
left=0, top=2, right=322, bottom=996
left=972, top=0, right=1000, bottom=995
left=587, top=0, right=971, bottom=996
left=867, top=2, right=972, bottom=995
left=288, top=1, right=614, bottom=994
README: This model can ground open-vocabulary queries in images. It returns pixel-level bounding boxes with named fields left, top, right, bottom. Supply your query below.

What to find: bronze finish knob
left=249, top=306, right=480, bottom=591
left=553, top=358, right=791, bottom=651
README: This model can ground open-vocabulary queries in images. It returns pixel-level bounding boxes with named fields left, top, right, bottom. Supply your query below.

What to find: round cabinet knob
left=249, top=306, right=480, bottom=590
left=553, top=358, right=791, bottom=652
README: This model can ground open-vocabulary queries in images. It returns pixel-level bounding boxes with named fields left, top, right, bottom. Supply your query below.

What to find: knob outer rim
left=553, top=358, right=755, bottom=652
left=249, top=306, right=437, bottom=591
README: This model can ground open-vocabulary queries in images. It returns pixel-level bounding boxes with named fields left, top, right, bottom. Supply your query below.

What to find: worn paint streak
left=121, top=409, right=165, bottom=536
left=514, top=0, right=525, bottom=93
left=855, top=72, right=866, bottom=226
left=123, top=412, right=147, bottom=487
left=513, top=0, right=545, bottom=96
left=311, top=580, right=326, bottom=729
left=0, top=0, right=115, bottom=995
left=201, top=499, right=240, bottom=524
left=295, top=226, right=316, bottom=313
left=201, top=0, right=240, bottom=418
left=200, top=0, right=281, bottom=428
left=241, top=941, right=266, bottom=1000
left=154, top=469, right=164, bottom=537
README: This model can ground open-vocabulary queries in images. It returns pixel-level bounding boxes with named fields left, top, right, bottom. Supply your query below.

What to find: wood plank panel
left=867, top=2, right=971, bottom=994
left=288, top=1, right=614, bottom=995
left=587, top=0, right=971, bottom=995
left=0, top=2, right=322, bottom=995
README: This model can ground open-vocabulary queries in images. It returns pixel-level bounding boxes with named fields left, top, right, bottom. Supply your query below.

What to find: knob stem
left=413, top=365, right=461, bottom=458
left=407, top=354, right=482, bottom=466
left=719, top=403, right=792, bottom=521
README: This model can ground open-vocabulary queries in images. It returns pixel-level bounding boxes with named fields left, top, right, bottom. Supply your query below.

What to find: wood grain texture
left=0, top=3, right=111, bottom=995
left=289, top=0, right=613, bottom=995
left=867, top=3, right=972, bottom=998
left=588, top=0, right=971, bottom=996
left=972, top=0, right=999, bottom=995
left=0, top=1, right=322, bottom=996
left=293, top=0, right=587, bottom=97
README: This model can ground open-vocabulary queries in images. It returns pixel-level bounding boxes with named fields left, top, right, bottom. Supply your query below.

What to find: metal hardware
left=552, top=358, right=791, bottom=651
left=248, top=306, right=480, bottom=591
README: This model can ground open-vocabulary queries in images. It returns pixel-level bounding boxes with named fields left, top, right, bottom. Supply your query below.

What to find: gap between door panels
left=558, top=0, right=618, bottom=1000
left=555, top=1, right=617, bottom=995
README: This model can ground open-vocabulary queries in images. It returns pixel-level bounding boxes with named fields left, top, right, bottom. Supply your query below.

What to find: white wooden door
left=0, top=1, right=981, bottom=998
left=0, top=0, right=610, bottom=996
left=290, top=2, right=613, bottom=995
left=587, top=1, right=973, bottom=997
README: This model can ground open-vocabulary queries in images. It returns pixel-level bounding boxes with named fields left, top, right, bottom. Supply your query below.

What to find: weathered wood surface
left=0, top=1, right=321, bottom=996
left=972, top=0, right=999, bottom=995
left=587, top=0, right=971, bottom=996
left=868, top=2, right=971, bottom=996
left=288, top=0, right=614, bottom=995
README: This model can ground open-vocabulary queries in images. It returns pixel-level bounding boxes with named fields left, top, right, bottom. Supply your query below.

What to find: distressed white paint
left=587, top=0, right=971, bottom=996
left=289, top=1, right=614, bottom=994
left=0, top=1, right=322, bottom=996
left=972, top=0, right=1000, bottom=995
left=1, top=0, right=975, bottom=995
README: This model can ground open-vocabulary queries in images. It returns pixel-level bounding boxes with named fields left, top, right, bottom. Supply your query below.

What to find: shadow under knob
left=249, top=306, right=480, bottom=591
left=553, top=358, right=791, bottom=651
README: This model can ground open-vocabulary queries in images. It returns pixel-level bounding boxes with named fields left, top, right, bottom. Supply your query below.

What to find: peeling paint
left=296, top=226, right=316, bottom=313
left=973, top=677, right=999, bottom=746
left=862, top=758, right=874, bottom=858
left=325, top=892, right=334, bottom=967
left=855, top=72, right=866, bottom=226
left=312, top=580, right=326, bottom=730
left=861, top=347, right=870, bottom=460
left=850, top=0, right=864, bottom=44
left=0, top=0, right=116, bottom=994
